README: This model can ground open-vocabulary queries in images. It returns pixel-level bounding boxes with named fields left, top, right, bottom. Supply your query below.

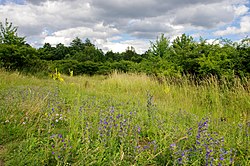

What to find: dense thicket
left=0, top=20, right=250, bottom=79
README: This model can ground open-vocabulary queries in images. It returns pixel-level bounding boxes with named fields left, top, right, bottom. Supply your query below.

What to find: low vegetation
left=0, top=70, right=249, bottom=165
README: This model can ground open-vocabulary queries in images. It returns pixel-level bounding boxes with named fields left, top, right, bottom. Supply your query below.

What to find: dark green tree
left=171, top=34, right=196, bottom=74
left=54, top=43, right=69, bottom=60
left=70, top=37, right=85, bottom=52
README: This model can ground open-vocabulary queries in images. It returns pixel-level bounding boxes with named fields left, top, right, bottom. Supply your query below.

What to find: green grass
left=0, top=70, right=249, bottom=165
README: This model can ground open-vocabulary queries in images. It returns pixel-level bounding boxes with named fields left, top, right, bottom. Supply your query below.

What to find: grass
left=0, top=70, right=249, bottom=165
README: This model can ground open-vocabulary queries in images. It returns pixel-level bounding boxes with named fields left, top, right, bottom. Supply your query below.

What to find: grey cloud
left=91, top=0, right=222, bottom=19
left=173, top=4, right=235, bottom=28
left=125, top=20, right=174, bottom=38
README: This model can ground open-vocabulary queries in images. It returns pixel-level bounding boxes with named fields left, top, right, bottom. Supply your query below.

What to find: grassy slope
left=0, top=70, right=249, bottom=165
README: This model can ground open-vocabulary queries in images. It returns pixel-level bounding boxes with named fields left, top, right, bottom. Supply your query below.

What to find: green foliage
left=0, top=44, right=39, bottom=70
left=0, top=19, right=250, bottom=79
left=0, top=19, right=25, bottom=45
left=150, top=34, right=170, bottom=58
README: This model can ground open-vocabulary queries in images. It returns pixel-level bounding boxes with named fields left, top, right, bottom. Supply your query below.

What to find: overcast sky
left=0, top=0, right=249, bottom=53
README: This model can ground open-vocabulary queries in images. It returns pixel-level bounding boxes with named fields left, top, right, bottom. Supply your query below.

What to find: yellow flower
left=164, top=86, right=170, bottom=94
left=70, top=70, right=73, bottom=77
left=59, top=77, right=64, bottom=82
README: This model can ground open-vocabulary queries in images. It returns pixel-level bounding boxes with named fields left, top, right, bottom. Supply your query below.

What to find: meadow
left=0, top=70, right=249, bottom=165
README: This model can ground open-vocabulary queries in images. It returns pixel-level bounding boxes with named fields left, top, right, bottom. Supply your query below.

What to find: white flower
left=56, top=119, right=59, bottom=123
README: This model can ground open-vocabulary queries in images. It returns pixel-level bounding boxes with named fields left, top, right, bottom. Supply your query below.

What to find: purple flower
left=178, top=158, right=182, bottom=164
left=116, top=114, right=122, bottom=119
left=110, top=107, right=115, bottom=113
left=170, top=143, right=176, bottom=150
left=52, top=152, right=55, bottom=155
left=137, top=127, right=141, bottom=133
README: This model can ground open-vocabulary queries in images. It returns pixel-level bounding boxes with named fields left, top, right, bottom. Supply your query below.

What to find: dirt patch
left=0, top=159, right=4, bottom=166
left=0, top=145, right=5, bottom=166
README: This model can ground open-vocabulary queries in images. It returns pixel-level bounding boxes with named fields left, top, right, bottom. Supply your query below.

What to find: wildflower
left=116, top=114, right=122, bottom=119
left=164, top=86, right=170, bottom=94
left=170, top=143, right=176, bottom=150
left=70, top=70, right=74, bottom=77
left=137, top=126, right=141, bottom=133
left=110, top=107, right=115, bottom=113
left=178, top=158, right=182, bottom=164
left=52, top=152, right=55, bottom=155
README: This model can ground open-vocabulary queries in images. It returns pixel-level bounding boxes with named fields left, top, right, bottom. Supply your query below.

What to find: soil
left=0, top=145, right=5, bottom=166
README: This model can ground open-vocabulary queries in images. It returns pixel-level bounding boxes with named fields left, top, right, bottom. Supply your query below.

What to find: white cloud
left=234, top=5, right=249, bottom=16
left=43, top=36, right=71, bottom=45
left=206, top=39, right=220, bottom=45
left=214, top=15, right=250, bottom=36
left=42, top=23, right=119, bottom=47
left=100, top=39, right=150, bottom=53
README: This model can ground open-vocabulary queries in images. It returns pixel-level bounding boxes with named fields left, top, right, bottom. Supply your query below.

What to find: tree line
left=0, top=19, right=250, bottom=79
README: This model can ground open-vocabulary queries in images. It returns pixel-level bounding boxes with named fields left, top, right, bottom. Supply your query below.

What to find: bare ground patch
left=0, top=145, right=5, bottom=166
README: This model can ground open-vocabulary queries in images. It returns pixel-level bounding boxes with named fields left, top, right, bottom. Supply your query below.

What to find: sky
left=0, top=0, right=249, bottom=53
